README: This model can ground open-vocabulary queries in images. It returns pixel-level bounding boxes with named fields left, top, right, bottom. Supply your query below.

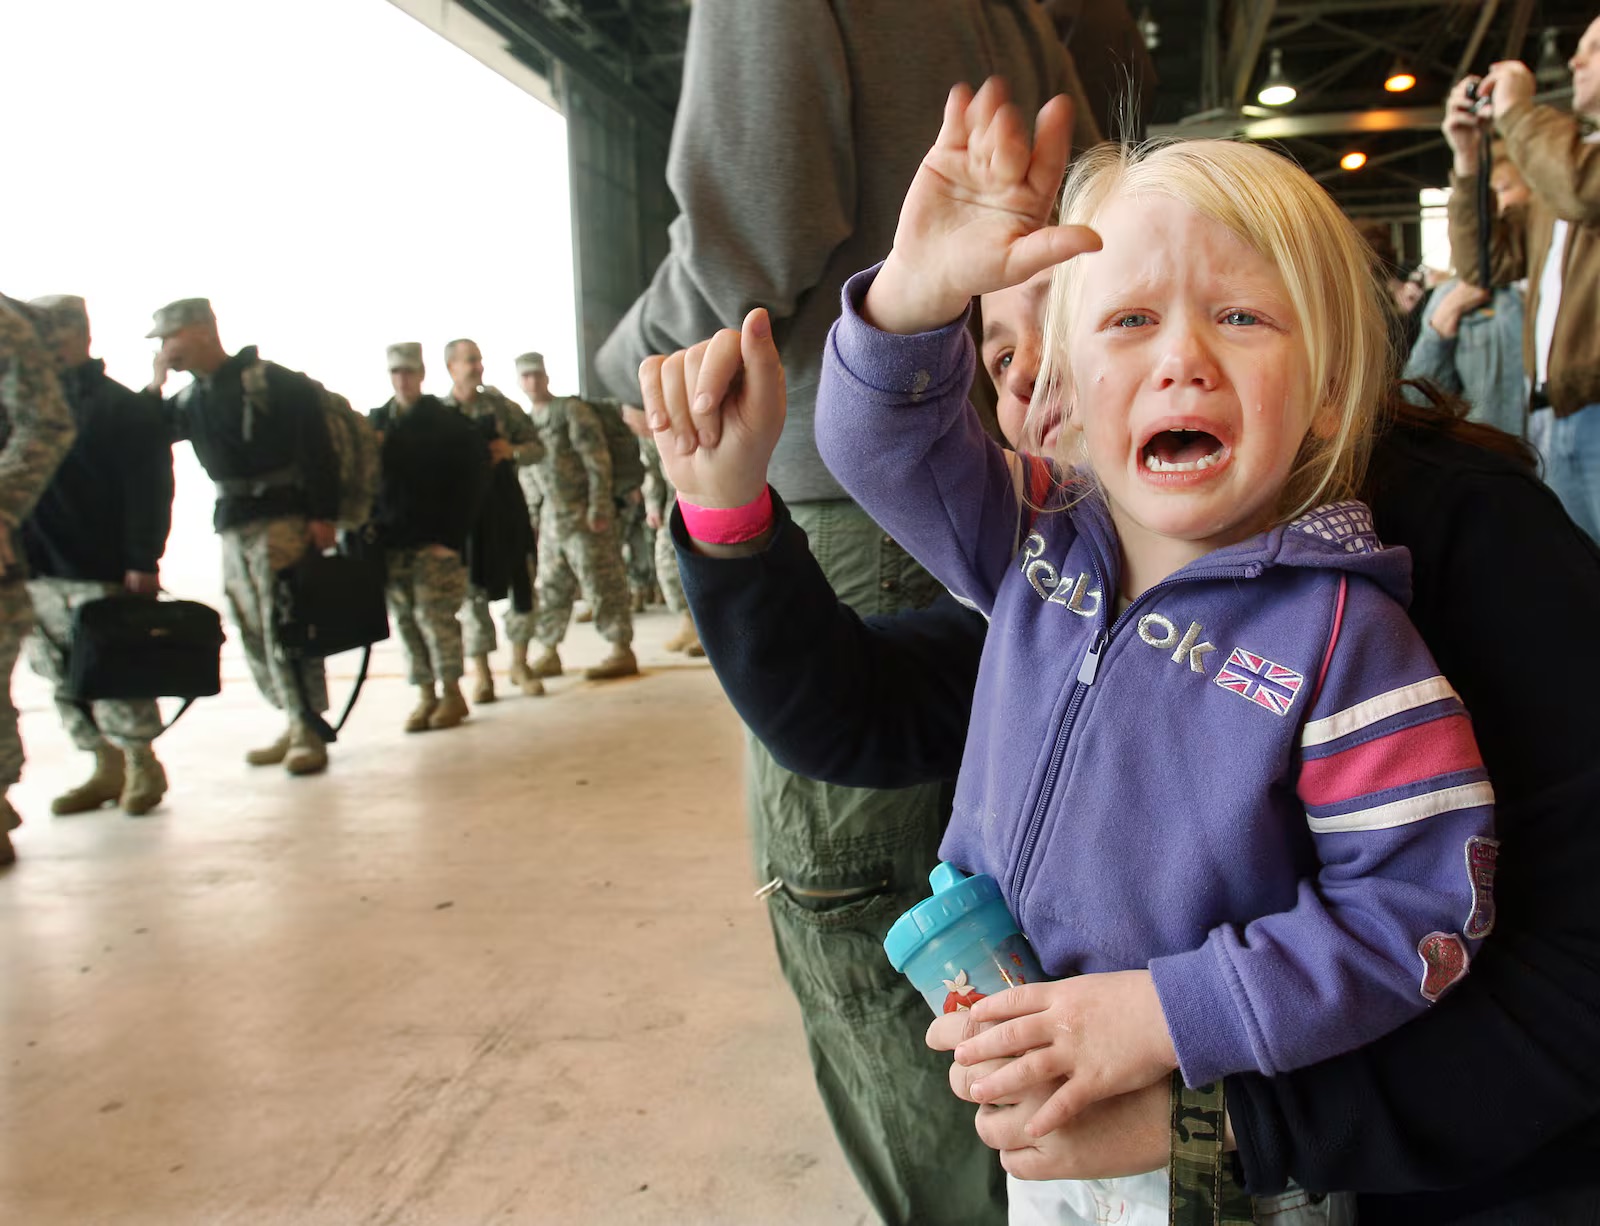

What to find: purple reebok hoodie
left=816, top=266, right=1498, bottom=1087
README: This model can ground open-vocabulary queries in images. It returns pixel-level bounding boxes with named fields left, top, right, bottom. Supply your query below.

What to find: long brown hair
left=1376, top=379, right=1539, bottom=478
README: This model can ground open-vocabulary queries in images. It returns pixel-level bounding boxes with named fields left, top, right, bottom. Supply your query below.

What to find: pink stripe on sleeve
left=1298, top=713, right=1484, bottom=807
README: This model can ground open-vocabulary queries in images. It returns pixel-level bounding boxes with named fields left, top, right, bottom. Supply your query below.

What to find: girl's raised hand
left=865, top=78, right=1101, bottom=336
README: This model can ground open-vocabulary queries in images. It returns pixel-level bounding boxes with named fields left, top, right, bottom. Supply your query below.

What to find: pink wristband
left=678, top=487, right=775, bottom=544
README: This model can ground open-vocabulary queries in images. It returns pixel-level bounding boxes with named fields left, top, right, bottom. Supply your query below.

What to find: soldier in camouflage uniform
left=21, top=296, right=174, bottom=817
left=515, top=353, right=637, bottom=681
left=370, top=343, right=495, bottom=731
left=638, top=429, right=702, bottom=656
left=148, top=298, right=339, bottom=777
left=440, top=338, right=545, bottom=702
left=0, top=294, right=77, bottom=864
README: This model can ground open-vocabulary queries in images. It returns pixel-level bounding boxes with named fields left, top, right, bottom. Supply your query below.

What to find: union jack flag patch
left=1214, top=648, right=1305, bottom=717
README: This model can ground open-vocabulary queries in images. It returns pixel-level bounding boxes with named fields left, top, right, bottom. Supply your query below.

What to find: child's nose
left=1154, top=325, right=1220, bottom=391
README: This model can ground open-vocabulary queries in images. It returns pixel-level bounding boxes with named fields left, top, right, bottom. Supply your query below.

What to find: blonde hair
left=1033, top=138, right=1393, bottom=522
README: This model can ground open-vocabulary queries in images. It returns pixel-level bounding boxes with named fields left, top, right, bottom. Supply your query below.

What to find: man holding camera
left=1446, top=17, right=1600, bottom=540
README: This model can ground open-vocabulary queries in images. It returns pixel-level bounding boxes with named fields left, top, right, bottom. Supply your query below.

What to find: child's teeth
left=1144, top=449, right=1223, bottom=473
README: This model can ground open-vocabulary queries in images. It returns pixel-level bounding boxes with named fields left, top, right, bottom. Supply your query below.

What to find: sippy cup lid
left=883, top=862, right=1006, bottom=971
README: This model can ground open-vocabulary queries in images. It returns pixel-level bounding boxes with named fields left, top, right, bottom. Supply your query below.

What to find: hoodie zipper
left=1008, top=553, right=1265, bottom=906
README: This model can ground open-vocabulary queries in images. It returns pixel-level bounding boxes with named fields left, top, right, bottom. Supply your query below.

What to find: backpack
left=242, top=359, right=380, bottom=529
left=590, top=397, right=645, bottom=497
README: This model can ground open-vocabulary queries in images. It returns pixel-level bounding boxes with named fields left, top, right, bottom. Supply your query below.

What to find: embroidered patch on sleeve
left=1418, top=931, right=1469, bottom=1002
left=1213, top=648, right=1305, bottom=716
left=1464, top=836, right=1500, bottom=940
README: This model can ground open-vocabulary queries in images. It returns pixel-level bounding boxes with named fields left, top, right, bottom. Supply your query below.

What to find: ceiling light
left=1340, top=151, right=1368, bottom=171
left=1384, top=59, right=1417, bottom=92
left=1258, top=48, right=1297, bottom=106
left=1137, top=5, right=1159, bottom=52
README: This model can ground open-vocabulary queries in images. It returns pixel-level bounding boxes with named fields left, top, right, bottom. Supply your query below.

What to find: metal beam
left=1312, top=134, right=1446, bottom=180
left=1501, top=0, right=1535, bottom=62
left=1311, top=18, right=1457, bottom=77
left=1278, top=0, right=1477, bottom=12
left=1228, top=0, right=1278, bottom=111
left=1152, top=105, right=1443, bottom=140
left=460, top=0, right=677, bottom=136
left=1453, top=0, right=1500, bottom=78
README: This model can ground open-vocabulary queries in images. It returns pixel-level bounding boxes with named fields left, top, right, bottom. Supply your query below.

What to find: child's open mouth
left=1141, top=427, right=1227, bottom=473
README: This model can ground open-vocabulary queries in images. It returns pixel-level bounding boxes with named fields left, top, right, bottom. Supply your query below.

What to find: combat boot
left=584, top=644, right=639, bottom=681
left=52, top=744, right=125, bottom=815
left=631, top=588, right=647, bottom=614
left=508, top=649, right=545, bottom=697
left=245, top=728, right=292, bottom=766
left=121, top=746, right=168, bottom=817
left=428, top=681, right=470, bottom=730
left=471, top=654, right=497, bottom=705
left=284, top=722, right=329, bottom=776
left=529, top=646, right=563, bottom=678
left=405, top=686, right=438, bottom=733
left=663, top=613, right=698, bottom=653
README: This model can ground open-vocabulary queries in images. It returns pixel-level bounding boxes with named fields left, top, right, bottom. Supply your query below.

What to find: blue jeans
left=1534, top=403, right=1600, bottom=543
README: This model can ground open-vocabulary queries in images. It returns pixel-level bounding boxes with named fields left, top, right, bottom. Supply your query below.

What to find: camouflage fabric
left=1169, top=1075, right=1256, bottom=1226
left=26, top=578, right=163, bottom=749
left=0, top=297, right=76, bottom=530
left=618, top=496, right=656, bottom=598
left=387, top=548, right=469, bottom=686
left=441, top=386, right=544, bottom=467
left=0, top=580, right=32, bottom=801
left=533, top=514, right=632, bottom=647
left=0, top=296, right=75, bottom=807
left=522, top=395, right=611, bottom=528
left=146, top=297, right=215, bottom=338
left=220, top=516, right=328, bottom=714
left=463, top=557, right=539, bottom=656
left=640, top=437, right=686, bottom=614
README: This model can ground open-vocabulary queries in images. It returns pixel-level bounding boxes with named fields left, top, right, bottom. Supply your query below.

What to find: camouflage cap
left=25, top=295, right=89, bottom=347
left=386, top=342, right=424, bottom=372
left=514, top=351, right=546, bottom=375
left=146, top=297, right=215, bottom=338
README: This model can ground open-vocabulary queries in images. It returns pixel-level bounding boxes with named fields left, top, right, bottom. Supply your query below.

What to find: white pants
left=1007, top=1170, right=1355, bottom=1225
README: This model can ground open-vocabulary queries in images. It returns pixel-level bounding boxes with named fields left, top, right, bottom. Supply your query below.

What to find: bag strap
left=1168, top=1075, right=1256, bottom=1226
left=290, top=644, right=373, bottom=744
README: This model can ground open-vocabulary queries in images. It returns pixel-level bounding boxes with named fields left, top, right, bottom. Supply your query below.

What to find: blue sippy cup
left=884, top=862, right=1045, bottom=1016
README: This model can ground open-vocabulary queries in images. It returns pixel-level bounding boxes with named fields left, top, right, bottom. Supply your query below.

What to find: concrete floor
left=1, top=607, right=875, bottom=1225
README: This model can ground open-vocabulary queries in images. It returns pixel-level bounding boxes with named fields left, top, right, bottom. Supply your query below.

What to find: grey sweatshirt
left=594, top=0, right=1095, bottom=504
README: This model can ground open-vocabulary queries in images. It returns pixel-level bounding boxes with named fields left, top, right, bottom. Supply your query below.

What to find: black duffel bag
left=274, top=548, right=389, bottom=743
left=66, top=596, right=226, bottom=734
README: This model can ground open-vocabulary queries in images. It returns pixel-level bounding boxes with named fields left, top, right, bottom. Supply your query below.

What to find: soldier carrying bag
left=65, top=595, right=227, bottom=735
left=274, top=547, right=389, bottom=744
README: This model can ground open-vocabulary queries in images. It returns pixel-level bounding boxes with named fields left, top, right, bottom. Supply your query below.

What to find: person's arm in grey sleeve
left=594, top=0, right=853, bottom=402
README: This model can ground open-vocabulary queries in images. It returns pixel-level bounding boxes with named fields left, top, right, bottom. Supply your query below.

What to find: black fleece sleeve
left=119, top=387, right=174, bottom=574
left=1229, top=458, right=1600, bottom=1202
left=673, top=489, right=982, bottom=789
